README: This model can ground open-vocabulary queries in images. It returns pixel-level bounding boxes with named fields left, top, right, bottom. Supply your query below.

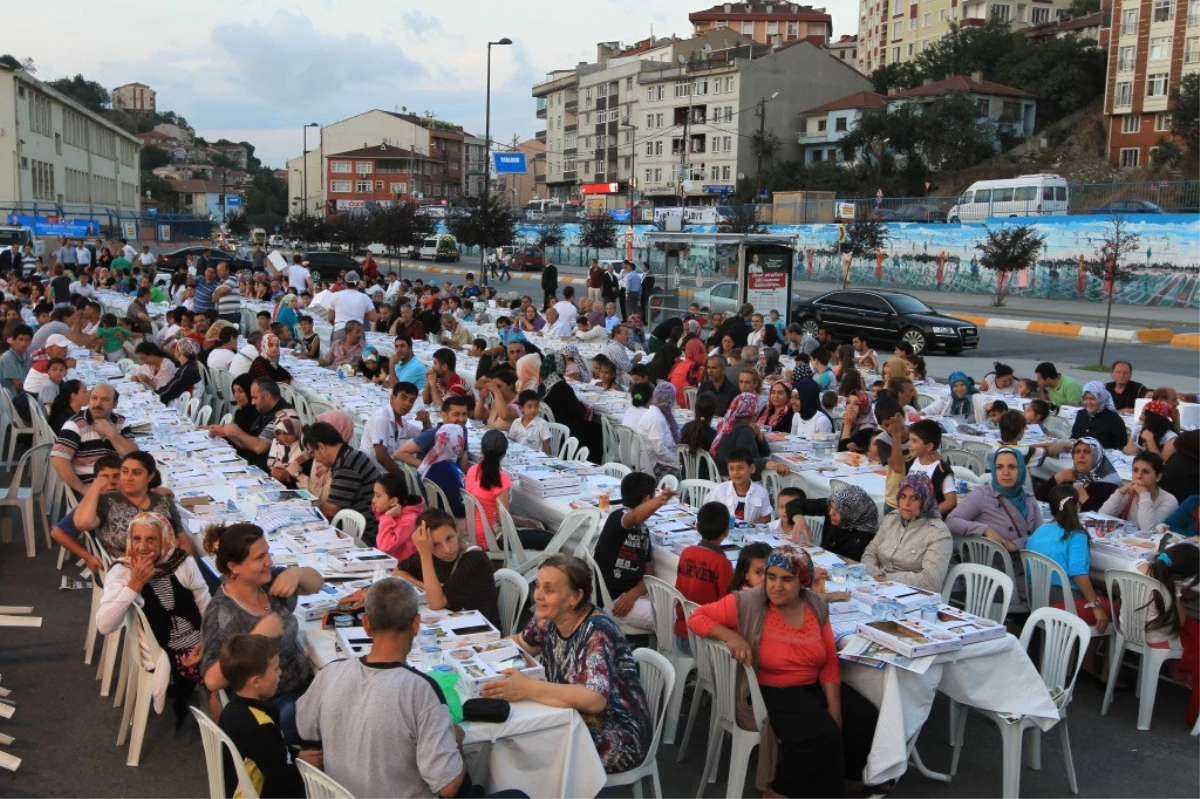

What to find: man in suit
left=540, top=258, right=558, bottom=310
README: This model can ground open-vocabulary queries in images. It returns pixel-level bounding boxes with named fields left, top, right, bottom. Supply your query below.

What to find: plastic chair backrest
left=804, top=515, right=826, bottom=547
left=219, top=412, right=233, bottom=426
left=547, top=422, right=570, bottom=458
left=561, top=436, right=580, bottom=460
left=678, top=478, right=717, bottom=508
left=692, top=635, right=768, bottom=733
left=539, top=507, right=600, bottom=559
left=308, top=399, right=337, bottom=418
left=613, top=424, right=646, bottom=472
left=1104, top=568, right=1168, bottom=649
left=573, top=444, right=589, bottom=462
left=1019, top=606, right=1091, bottom=710
left=495, top=503, right=529, bottom=569
left=961, top=441, right=995, bottom=463
left=131, top=604, right=164, bottom=668
left=603, top=462, right=631, bottom=479
left=398, top=463, right=424, bottom=500
left=942, top=563, right=1013, bottom=623
left=538, top=402, right=556, bottom=423
left=582, top=550, right=617, bottom=610
left=676, top=445, right=718, bottom=482
left=683, top=387, right=699, bottom=410
left=657, top=474, right=679, bottom=494
left=643, top=575, right=687, bottom=658
left=1042, top=415, right=1073, bottom=440
left=189, top=707, right=261, bottom=799
left=296, top=757, right=356, bottom=799
left=955, top=534, right=1018, bottom=586
left=460, top=491, right=504, bottom=561
left=13, top=443, right=52, bottom=493
left=946, top=449, right=985, bottom=475
left=1020, top=549, right=1076, bottom=616
left=828, top=477, right=850, bottom=494
left=331, top=509, right=367, bottom=546
left=422, top=478, right=453, bottom=514
left=633, top=648, right=676, bottom=766
left=916, top=393, right=939, bottom=411
left=601, top=414, right=616, bottom=463
left=952, top=465, right=985, bottom=485
left=194, top=405, right=213, bottom=427
left=493, top=568, right=529, bottom=637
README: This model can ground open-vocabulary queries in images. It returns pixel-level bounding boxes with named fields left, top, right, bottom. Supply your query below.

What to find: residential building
left=209, top=143, right=249, bottom=170
left=111, top=82, right=156, bottom=115
left=856, top=0, right=1076, bottom=74
left=690, top=1, right=833, bottom=44
left=168, top=179, right=241, bottom=219
left=829, top=34, right=863, bottom=69
left=1024, top=10, right=1105, bottom=42
left=0, top=63, right=141, bottom=217
left=153, top=122, right=193, bottom=144
left=1102, top=0, right=1199, bottom=168
left=797, top=90, right=886, bottom=162
left=494, top=138, right=546, bottom=208
left=890, top=73, right=1037, bottom=143
left=136, top=130, right=174, bottom=149
left=324, top=143, right=441, bottom=215
left=464, top=134, right=487, bottom=199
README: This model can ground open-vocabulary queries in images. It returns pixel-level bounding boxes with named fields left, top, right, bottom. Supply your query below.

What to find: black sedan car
left=794, top=290, right=978, bottom=354
left=301, top=250, right=361, bottom=276
left=156, top=246, right=251, bottom=273
left=1090, top=200, right=1166, bottom=215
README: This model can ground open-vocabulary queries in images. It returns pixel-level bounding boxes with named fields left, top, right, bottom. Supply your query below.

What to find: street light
left=483, top=37, right=513, bottom=288
left=754, top=91, right=781, bottom=205
left=302, top=122, right=318, bottom=218
left=621, top=119, right=637, bottom=213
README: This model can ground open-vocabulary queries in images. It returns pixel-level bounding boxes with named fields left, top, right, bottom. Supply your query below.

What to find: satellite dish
left=737, top=172, right=745, bottom=180
left=682, top=179, right=694, bottom=193
left=703, top=44, right=712, bottom=52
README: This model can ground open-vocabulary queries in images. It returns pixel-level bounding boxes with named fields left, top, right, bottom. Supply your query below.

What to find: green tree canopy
left=140, top=145, right=171, bottom=172
left=446, top=194, right=518, bottom=251
left=47, top=74, right=109, bottom=111
left=1172, top=73, right=1199, bottom=156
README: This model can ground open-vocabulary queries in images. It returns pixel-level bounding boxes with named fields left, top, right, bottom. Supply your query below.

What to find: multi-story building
left=690, top=1, right=833, bottom=45
left=111, top=82, right=156, bottom=115
left=463, top=134, right=487, bottom=199
left=890, top=73, right=1037, bottom=141
left=495, top=138, right=546, bottom=208
left=856, top=0, right=1076, bottom=74
left=797, top=90, right=886, bottom=162
left=167, top=179, right=242, bottom=219
left=324, top=143, right=441, bottom=215
left=829, top=34, right=863, bottom=68
left=1102, top=0, right=1199, bottom=168
left=209, top=143, right=249, bottom=170
left=0, top=63, right=141, bottom=218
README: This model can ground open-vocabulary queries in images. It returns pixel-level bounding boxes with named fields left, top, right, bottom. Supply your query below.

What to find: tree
left=1172, top=73, right=1200, bottom=156
left=224, top=211, right=250, bottom=237
left=870, top=62, right=920, bottom=95
left=1089, top=217, right=1141, bottom=366
left=244, top=169, right=288, bottom=221
left=328, top=213, right=372, bottom=255
left=446, top=193, right=519, bottom=256
left=839, top=218, right=890, bottom=288
left=0, top=54, right=21, bottom=70
left=141, top=173, right=173, bottom=207
left=1064, top=0, right=1100, bottom=16
left=975, top=224, right=1046, bottom=306
left=536, top=222, right=565, bottom=250
left=369, top=202, right=435, bottom=255
left=717, top=204, right=765, bottom=234
left=1151, top=136, right=1185, bottom=171
left=140, top=145, right=171, bottom=172
left=578, top=213, right=618, bottom=259
left=286, top=213, right=328, bottom=246
left=47, top=74, right=109, bottom=111
left=918, top=92, right=1000, bottom=173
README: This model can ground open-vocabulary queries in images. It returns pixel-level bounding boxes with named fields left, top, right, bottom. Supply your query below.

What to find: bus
left=523, top=199, right=565, bottom=221
left=250, top=227, right=267, bottom=245
left=947, top=174, right=1070, bottom=223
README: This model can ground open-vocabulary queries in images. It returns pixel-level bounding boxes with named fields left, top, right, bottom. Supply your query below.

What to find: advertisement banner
left=159, top=225, right=171, bottom=242
left=6, top=213, right=91, bottom=237
left=122, top=222, right=138, bottom=240
left=740, top=244, right=793, bottom=323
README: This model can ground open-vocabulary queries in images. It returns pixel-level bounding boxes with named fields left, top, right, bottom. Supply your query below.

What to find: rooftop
left=169, top=179, right=229, bottom=193
left=690, top=1, right=831, bottom=21
left=891, top=74, right=1036, bottom=100
left=801, top=90, right=886, bottom=115
left=326, top=143, right=432, bottom=159
left=1024, top=11, right=1103, bottom=36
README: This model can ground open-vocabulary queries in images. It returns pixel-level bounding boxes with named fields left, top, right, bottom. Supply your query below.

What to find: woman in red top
left=688, top=546, right=878, bottom=797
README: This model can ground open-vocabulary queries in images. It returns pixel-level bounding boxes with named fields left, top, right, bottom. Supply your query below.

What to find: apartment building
left=829, top=34, right=863, bottom=69
left=111, top=82, right=156, bottom=115
left=856, top=0, right=1076, bottom=74
left=1102, top=0, right=1199, bottom=168
left=0, top=64, right=141, bottom=217
left=690, top=1, right=833, bottom=44
left=325, top=143, right=442, bottom=214
left=797, top=90, right=886, bottom=163
left=463, top=135, right=487, bottom=199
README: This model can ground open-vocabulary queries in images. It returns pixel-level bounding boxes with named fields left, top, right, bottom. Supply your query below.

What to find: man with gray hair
left=297, top=578, right=467, bottom=798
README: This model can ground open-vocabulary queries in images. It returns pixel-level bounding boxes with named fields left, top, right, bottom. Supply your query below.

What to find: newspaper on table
left=840, top=636, right=936, bottom=674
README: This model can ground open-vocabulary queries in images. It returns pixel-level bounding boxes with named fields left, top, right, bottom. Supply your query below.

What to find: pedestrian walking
left=541, top=258, right=558, bottom=310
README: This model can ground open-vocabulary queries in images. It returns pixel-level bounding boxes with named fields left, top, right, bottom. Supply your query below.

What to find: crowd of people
left=3, top=235, right=1199, bottom=798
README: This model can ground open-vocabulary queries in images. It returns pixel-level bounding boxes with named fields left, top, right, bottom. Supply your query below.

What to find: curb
left=1170, top=334, right=1200, bottom=349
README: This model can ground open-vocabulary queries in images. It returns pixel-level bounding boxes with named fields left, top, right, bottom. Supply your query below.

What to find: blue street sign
left=225, top=195, right=242, bottom=207
left=274, top=224, right=281, bottom=231
left=758, top=189, right=769, bottom=198
left=493, top=153, right=527, bottom=174
left=702, top=185, right=732, bottom=194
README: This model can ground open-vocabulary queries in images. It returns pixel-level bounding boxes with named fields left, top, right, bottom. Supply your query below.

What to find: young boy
left=218, top=634, right=308, bottom=799
left=986, top=399, right=1009, bottom=425
left=593, top=471, right=673, bottom=632
left=709, top=449, right=772, bottom=523
left=294, top=316, right=320, bottom=360
left=50, top=454, right=122, bottom=575
left=95, top=313, right=131, bottom=362
left=767, top=486, right=805, bottom=537
left=508, top=390, right=552, bottom=455
left=629, top=364, right=650, bottom=386
left=673, top=502, right=733, bottom=651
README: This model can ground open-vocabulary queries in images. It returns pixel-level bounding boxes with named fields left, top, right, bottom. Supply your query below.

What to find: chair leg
left=707, top=720, right=722, bottom=784
left=1059, top=717, right=1078, bottom=794
left=651, top=767, right=663, bottom=799
left=999, top=720, right=1025, bottom=799
left=949, top=704, right=969, bottom=777
left=725, top=734, right=755, bottom=799
left=100, top=627, right=122, bottom=697
left=84, top=591, right=102, bottom=665
left=948, top=698, right=959, bottom=744
left=126, top=673, right=153, bottom=766
left=38, top=497, right=51, bottom=549
left=1025, top=724, right=1041, bottom=770
left=632, top=776, right=643, bottom=799
left=22, top=502, right=36, bottom=558
left=1101, top=639, right=1126, bottom=716
left=663, top=665, right=691, bottom=745
left=696, top=728, right=723, bottom=799
left=116, top=662, right=137, bottom=746
left=678, top=684, right=705, bottom=763
left=57, top=544, right=67, bottom=570
left=1137, top=651, right=1165, bottom=731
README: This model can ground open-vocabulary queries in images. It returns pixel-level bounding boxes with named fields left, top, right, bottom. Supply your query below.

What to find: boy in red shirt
left=674, top=502, right=733, bottom=652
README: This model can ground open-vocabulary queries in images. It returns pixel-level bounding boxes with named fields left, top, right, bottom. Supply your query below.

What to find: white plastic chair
left=604, top=648, right=675, bottom=798
left=462, top=491, right=507, bottom=567
left=573, top=445, right=590, bottom=462
left=510, top=507, right=601, bottom=575
left=422, top=478, right=453, bottom=515
left=560, top=435, right=580, bottom=461
left=955, top=534, right=1027, bottom=614
left=1042, top=415, right=1073, bottom=440
left=581, top=550, right=646, bottom=638
left=547, top=421, right=571, bottom=458
left=683, top=386, right=699, bottom=410
left=952, top=464, right=986, bottom=485
left=678, top=479, right=718, bottom=508
left=941, top=563, right=1013, bottom=623
left=398, top=462, right=424, bottom=500
left=677, top=445, right=719, bottom=482
left=802, top=515, right=826, bottom=547
left=828, top=477, right=850, bottom=494
left=116, top=605, right=162, bottom=766
left=693, top=635, right=769, bottom=799
left=603, top=462, right=631, bottom=479
left=643, top=576, right=695, bottom=745
left=950, top=607, right=1091, bottom=799
left=1020, top=550, right=1113, bottom=639
left=657, top=474, right=679, bottom=494
left=190, top=707, right=261, bottom=799
left=493, top=568, right=529, bottom=637
left=960, top=441, right=995, bottom=463
left=494, top=503, right=529, bottom=571
left=183, top=396, right=201, bottom=423
left=116, top=358, right=136, bottom=375
left=601, top=414, right=617, bottom=463
left=1101, top=568, right=1185, bottom=730
left=218, top=412, right=233, bottom=426
left=308, top=399, right=337, bottom=418
left=677, top=600, right=712, bottom=764
left=614, top=423, right=650, bottom=473
left=194, top=405, right=213, bottom=427
left=0, top=443, right=53, bottom=557
left=537, top=402, right=555, bottom=423
left=331, top=509, right=367, bottom=547
left=296, top=757, right=356, bottom=798
left=0, top=389, right=37, bottom=468
left=946, top=449, right=986, bottom=475
left=916, top=392, right=939, bottom=411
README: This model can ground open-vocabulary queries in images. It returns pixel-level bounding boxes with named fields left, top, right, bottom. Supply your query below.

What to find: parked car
left=301, top=250, right=360, bottom=277
left=871, top=208, right=900, bottom=221
left=793, top=289, right=978, bottom=354
left=896, top=204, right=947, bottom=223
left=418, top=235, right=460, bottom=262
left=157, top=246, right=250, bottom=274
left=693, top=281, right=803, bottom=319
left=947, top=174, right=1070, bottom=223
left=1090, top=199, right=1166, bottom=215
left=514, top=247, right=545, bottom=270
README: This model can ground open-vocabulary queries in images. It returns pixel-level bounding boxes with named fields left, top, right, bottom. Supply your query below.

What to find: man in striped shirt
left=192, top=265, right=219, bottom=314
left=308, top=421, right=382, bottom=545
left=51, top=383, right=138, bottom=494
left=212, top=260, right=242, bottom=325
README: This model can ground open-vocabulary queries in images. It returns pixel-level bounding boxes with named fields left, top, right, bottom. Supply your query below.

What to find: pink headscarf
left=710, top=392, right=760, bottom=457
left=310, top=410, right=356, bottom=483
left=418, top=423, right=465, bottom=478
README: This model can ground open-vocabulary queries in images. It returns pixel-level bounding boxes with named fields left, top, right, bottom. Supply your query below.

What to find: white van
left=947, top=174, right=1070, bottom=223
left=419, top=234, right=460, bottom=262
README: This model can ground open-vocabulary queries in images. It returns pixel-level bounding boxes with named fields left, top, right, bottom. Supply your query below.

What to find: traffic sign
left=758, top=189, right=769, bottom=198
left=493, top=153, right=527, bottom=174
left=225, top=196, right=242, bottom=207
left=274, top=224, right=281, bottom=231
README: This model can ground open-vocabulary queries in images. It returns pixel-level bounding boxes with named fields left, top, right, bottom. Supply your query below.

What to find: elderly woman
left=799, top=484, right=881, bottom=563
left=96, top=512, right=210, bottom=723
left=669, top=338, right=708, bottom=407
left=517, top=304, right=546, bottom=333
left=758, top=379, right=794, bottom=433
left=560, top=344, right=591, bottom=383
left=249, top=333, right=293, bottom=384
left=394, top=508, right=499, bottom=627
left=1034, top=436, right=1123, bottom=512
left=948, top=447, right=1042, bottom=554
left=711, top=392, right=790, bottom=478
left=483, top=554, right=651, bottom=775
left=418, top=422, right=468, bottom=519
left=274, top=293, right=300, bottom=338
left=861, top=472, right=953, bottom=592
left=156, top=337, right=202, bottom=405
left=688, top=546, right=878, bottom=796
left=74, top=451, right=186, bottom=559
left=541, top=352, right=602, bottom=464
left=1069, top=381, right=1128, bottom=450
left=129, top=342, right=177, bottom=390
left=922, top=371, right=979, bottom=424
left=267, top=412, right=310, bottom=488
left=1124, top=399, right=1178, bottom=460
left=623, top=383, right=681, bottom=479
left=201, top=522, right=323, bottom=742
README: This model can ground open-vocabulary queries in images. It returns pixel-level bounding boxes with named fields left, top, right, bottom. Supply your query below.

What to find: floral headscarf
left=174, top=337, right=200, bottom=359
left=516, top=353, right=542, bottom=392
left=561, top=344, right=591, bottom=382
left=791, top=361, right=815, bottom=384
left=828, top=484, right=878, bottom=533
left=766, top=545, right=815, bottom=589
left=1082, top=381, right=1116, bottom=415
left=652, top=382, right=681, bottom=445
left=418, top=423, right=465, bottom=478
left=1143, top=399, right=1173, bottom=420
left=122, top=511, right=188, bottom=576
left=758, top=379, right=792, bottom=429
left=259, top=333, right=280, bottom=364
left=1073, top=436, right=1121, bottom=485
left=710, top=392, right=760, bottom=457
left=947, top=370, right=979, bottom=417
left=539, top=351, right=567, bottom=396
left=897, top=471, right=940, bottom=519
left=989, top=446, right=1030, bottom=517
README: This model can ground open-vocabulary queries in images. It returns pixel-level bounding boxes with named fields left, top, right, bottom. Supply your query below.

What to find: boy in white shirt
left=507, top=390, right=552, bottom=455
left=709, top=449, right=772, bottom=523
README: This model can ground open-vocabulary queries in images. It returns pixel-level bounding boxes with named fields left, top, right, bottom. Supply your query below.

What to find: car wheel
left=799, top=317, right=819, bottom=338
left=949, top=216, right=959, bottom=224
left=900, top=327, right=927, bottom=354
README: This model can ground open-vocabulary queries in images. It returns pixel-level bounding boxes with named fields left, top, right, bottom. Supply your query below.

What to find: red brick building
left=325, top=143, right=442, bottom=215
left=689, top=1, right=832, bottom=45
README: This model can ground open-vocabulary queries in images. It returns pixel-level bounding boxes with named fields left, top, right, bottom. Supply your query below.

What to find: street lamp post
left=622, top=119, right=636, bottom=213
left=302, top=122, right=318, bottom=218
left=483, top=37, right=513, bottom=288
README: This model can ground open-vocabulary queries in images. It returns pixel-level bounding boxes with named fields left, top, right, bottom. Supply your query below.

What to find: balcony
left=535, top=130, right=547, bottom=143
left=534, top=152, right=546, bottom=162
left=535, top=173, right=547, bottom=184
left=565, top=97, right=578, bottom=111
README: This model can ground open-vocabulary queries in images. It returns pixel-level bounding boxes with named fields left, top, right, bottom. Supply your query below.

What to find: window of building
left=909, top=16, right=918, bottom=29
left=1119, top=147, right=1140, bottom=167
left=55, top=133, right=62, bottom=155
left=1149, top=36, right=1172, bottom=60
left=594, top=159, right=604, bottom=175
left=391, top=182, right=407, bottom=194
left=939, top=8, right=947, bottom=21
left=711, top=136, right=721, bottom=153
left=724, top=76, right=733, bottom=92
left=374, top=181, right=384, bottom=190
left=923, top=12, right=931, bottom=25
left=694, top=77, right=708, bottom=96
left=1185, top=35, right=1200, bottom=63
left=976, top=97, right=991, bottom=116
left=1122, top=114, right=1141, bottom=133
left=787, top=22, right=799, bottom=35
left=356, top=162, right=372, bottom=175
left=1147, top=72, right=1169, bottom=97
left=646, top=113, right=655, bottom=129
left=835, top=116, right=848, bottom=132
left=356, top=180, right=371, bottom=193
left=331, top=161, right=351, bottom=173
left=597, top=134, right=607, bottom=149
left=908, top=42, right=916, bottom=55
left=722, top=165, right=731, bottom=180
left=31, top=160, right=54, bottom=201
left=812, top=149, right=824, bottom=162
left=1031, top=6, right=1049, bottom=22
left=817, top=118, right=828, bottom=132
left=893, top=20, right=903, bottom=37
left=331, top=180, right=351, bottom=192
left=1121, top=8, right=1139, bottom=33
left=742, top=22, right=754, bottom=34
left=1118, top=46, right=1136, bottom=71
left=583, top=161, right=591, bottom=175
left=597, top=83, right=608, bottom=98
left=723, top=136, right=732, bottom=150
left=675, top=81, right=692, bottom=98
left=29, top=92, right=52, bottom=136
left=1152, top=0, right=1174, bottom=22
left=711, top=164, right=720, bottom=180
left=645, top=168, right=654, bottom=184
left=646, top=141, right=655, bottom=156
left=992, top=4, right=1011, bottom=21
left=1155, top=112, right=1172, bottom=131
left=1190, top=0, right=1200, bottom=24
left=893, top=45, right=902, bottom=61
left=626, top=77, right=632, bottom=90
left=1115, top=81, right=1134, bottom=106
left=766, top=21, right=779, bottom=34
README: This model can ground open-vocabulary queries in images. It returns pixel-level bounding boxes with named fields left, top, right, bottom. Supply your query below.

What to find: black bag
left=461, top=698, right=511, bottom=723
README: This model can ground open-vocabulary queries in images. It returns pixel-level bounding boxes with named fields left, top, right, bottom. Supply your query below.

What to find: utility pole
left=678, top=65, right=690, bottom=208
left=755, top=97, right=766, bottom=205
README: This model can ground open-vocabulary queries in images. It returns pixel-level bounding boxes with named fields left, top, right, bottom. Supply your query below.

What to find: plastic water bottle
left=430, top=664, right=464, bottom=723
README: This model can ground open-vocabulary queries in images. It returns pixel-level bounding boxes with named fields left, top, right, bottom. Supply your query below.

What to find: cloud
left=400, top=10, right=441, bottom=35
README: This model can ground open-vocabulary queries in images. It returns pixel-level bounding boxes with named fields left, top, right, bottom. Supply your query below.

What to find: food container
left=332, top=614, right=354, bottom=628
left=855, top=618, right=963, bottom=658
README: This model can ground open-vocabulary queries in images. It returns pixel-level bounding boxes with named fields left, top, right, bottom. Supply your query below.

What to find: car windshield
left=886, top=294, right=934, bottom=315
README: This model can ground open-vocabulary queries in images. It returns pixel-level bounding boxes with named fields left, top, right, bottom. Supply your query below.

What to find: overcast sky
left=19, top=0, right=858, bottom=169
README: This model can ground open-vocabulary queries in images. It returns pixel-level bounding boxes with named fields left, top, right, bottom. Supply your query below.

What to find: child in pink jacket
left=372, top=474, right=425, bottom=561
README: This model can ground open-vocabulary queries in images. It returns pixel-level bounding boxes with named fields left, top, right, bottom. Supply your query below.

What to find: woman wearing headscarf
left=515, top=352, right=543, bottom=393
left=299, top=410, right=355, bottom=504
left=625, top=314, right=645, bottom=347
left=1069, top=381, right=1127, bottom=450
left=274, top=293, right=300, bottom=339
left=248, top=332, right=293, bottom=384
left=541, top=352, right=602, bottom=464
left=229, top=373, right=259, bottom=435
left=267, top=412, right=310, bottom=488
left=1124, top=399, right=1179, bottom=460
left=560, top=344, right=591, bottom=383
left=922, top=370, right=979, bottom=423
left=96, top=512, right=210, bottom=724
left=688, top=545, right=879, bottom=797
left=357, top=346, right=387, bottom=383
left=645, top=343, right=681, bottom=385
left=669, top=338, right=708, bottom=407
left=1161, top=429, right=1199, bottom=502
left=1034, top=436, right=1122, bottom=512
left=948, top=447, right=1042, bottom=555
left=822, top=485, right=881, bottom=563
left=861, top=472, right=953, bottom=592
left=646, top=382, right=683, bottom=479
left=711, top=392, right=790, bottom=478
left=418, top=422, right=468, bottom=518
left=156, top=337, right=202, bottom=405
left=790, top=372, right=834, bottom=437
left=757, top=379, right=794, bottom=432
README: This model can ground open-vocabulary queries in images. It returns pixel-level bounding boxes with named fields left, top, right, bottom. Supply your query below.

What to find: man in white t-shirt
left=74, top=241, right=92, bottom=268
left=120, top=239, right=137, bottom=261
left=359, top=382, right=425, bottom=474
left=327, top=271, right=378, bottom=341
left=550, top=286, right=578, bottom=336
left=285, top=253, right=314, bottom=293
left=137, top=246, right=156, bottom=268
left=206, top=326, right=240, bottom=371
